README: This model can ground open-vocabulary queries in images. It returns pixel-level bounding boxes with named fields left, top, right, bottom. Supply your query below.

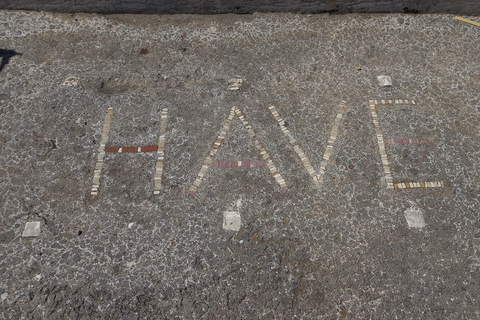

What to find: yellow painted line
left=455, top=16, right=480, bottom=28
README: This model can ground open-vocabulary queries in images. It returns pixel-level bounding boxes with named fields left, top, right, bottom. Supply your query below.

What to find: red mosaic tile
left=105, top=147, right=120, bottom=153
left=384, top=138, right=433, bottom=145
left=141, top=145, right=158, bottom=152
left=122, top=147, right=138, bottom=153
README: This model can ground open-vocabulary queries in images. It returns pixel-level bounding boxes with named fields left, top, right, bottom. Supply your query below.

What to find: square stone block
left=22, top=221, right=41, bottom=237
left=223, top=211, right=241, bottom=232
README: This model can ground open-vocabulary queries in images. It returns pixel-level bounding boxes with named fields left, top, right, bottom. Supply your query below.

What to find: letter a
left=188, top=106, right=288, bottom=195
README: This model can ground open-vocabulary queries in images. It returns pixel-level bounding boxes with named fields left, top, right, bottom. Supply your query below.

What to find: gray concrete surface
left=1, top=0, right=480, bottom=14
left=1, top=10, right=480, bottom=319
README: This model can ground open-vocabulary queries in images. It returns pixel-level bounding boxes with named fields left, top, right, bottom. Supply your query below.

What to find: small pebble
left=1, top=292, right=8, bottom=302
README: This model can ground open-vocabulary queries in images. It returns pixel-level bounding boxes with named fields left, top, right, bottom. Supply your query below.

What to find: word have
left=90, top=100, right=444, bottom=196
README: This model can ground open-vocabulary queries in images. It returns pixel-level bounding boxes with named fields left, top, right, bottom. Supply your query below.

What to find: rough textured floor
left=0, top=11, right=479, bottom=319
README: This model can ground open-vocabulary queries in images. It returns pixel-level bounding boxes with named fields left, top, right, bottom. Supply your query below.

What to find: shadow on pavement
left=0, top=49, right=22, bottom=73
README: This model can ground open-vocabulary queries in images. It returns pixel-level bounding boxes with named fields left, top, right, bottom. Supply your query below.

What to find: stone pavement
left=0, top=10, right=479, bottom=319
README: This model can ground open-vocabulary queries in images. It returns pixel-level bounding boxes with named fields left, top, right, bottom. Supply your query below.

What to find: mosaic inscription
left=90, top=107, right=168, bottom=196
left=188, top=106, right=288, bottom=195
left=90, top=100, right=447, bottom=196
left=268, top=102, right=345, bottom=189
left=368, top=99, right=444, bottom=189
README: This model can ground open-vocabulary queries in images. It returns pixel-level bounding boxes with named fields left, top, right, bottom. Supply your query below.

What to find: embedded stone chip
left=22, top=221, right=41, bottom=237
left=61, top=76, right=79, bottom=87
left=223, top=211, right=241, bottom=232
left=377, top=75, right=392, bottom=86
left=404, top=206, right=426, bottom=229
left=228, top=78, right=243, bottom=90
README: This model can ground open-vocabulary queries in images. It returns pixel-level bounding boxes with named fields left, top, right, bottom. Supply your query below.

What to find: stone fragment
left=1, top=292, right=7, bottom=302
left=223, top=211, right=241, bottom=232
left=228, top=78, right=243, bottom=90
left=404, top=205, right=426, bottom=229
left=22, top=221, right=41, bottom=237
left=377, top=75, right=392, bottom=87
left=62, top=76, right=79, bottom=87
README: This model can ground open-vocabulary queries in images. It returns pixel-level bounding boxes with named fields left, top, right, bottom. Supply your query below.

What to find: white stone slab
left=22, top=221, right=41, bottom=237
left=377, top=75, right=392, bottom=87
left=1, top=292, right=8, bottom=302
left=223, top=211, right=241, bottom=231
left=404, top=206, right=426, bottom=229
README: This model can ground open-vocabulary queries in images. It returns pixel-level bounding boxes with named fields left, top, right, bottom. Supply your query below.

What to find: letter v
left=188, top=106, right=288, bottom=195
left=268, top=102, right=345, bottom=189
